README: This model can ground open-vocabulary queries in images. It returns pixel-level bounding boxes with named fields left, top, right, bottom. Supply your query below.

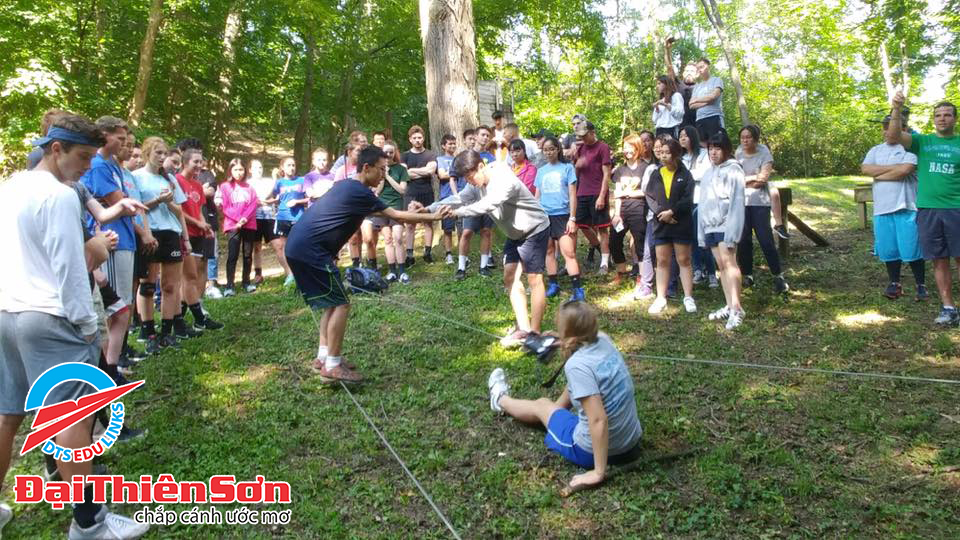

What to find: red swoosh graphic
left=21, top=381, right=144, bottom=456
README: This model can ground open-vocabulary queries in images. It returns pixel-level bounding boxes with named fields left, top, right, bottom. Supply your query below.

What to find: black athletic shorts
left=696, top=115, right=724, bottom=145
left=548, top=214, right=573, bottom=239
left=274, top=220, right=295, bottom=238
left=463, top=214, right=494, bottom=232
left=288, top=258, right=349, bottom=310
left=503, top=227, right=549, bottom=274
left=575, top=195, right=611, bottom=228
left=188, top=236, right=206, bottom=258
left=257, top=218, right=277, bottom=243
left=151, top=230, right=183, bottom=263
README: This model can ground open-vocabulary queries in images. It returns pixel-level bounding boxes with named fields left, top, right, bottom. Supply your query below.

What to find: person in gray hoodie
left=697, top=131, right=746, bottom=329
left=420, top=150, right=551, bottom=347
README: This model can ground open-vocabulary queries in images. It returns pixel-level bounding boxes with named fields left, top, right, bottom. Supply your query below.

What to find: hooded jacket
left=697, top=158, right=746, bottom=247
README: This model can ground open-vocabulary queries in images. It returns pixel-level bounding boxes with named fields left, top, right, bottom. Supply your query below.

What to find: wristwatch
left=568, top=217, right=577, bottom=222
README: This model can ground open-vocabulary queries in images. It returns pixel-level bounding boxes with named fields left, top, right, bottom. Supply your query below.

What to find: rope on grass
left=307, top=309, right=462, bottom=540
left=352, top=288, right=960, bottom=386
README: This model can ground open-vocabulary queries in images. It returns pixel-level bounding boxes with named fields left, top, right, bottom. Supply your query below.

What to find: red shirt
left=176, top=173, right=205, bottom=237
left=574, top=140, right=612, bottom=197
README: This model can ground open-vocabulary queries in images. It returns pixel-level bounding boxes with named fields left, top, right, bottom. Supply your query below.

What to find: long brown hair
left=657, top=75, right=678, bottom=100
left=226, top=158, right=246, bottom=182
left=556, top=301, right=599, bottom=359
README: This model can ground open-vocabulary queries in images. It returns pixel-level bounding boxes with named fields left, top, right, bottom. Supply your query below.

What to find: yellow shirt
left=661, top=166, right=676, bottom=199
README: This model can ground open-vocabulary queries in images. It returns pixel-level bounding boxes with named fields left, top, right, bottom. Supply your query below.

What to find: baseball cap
left=571, top=114, right=587, bottom=123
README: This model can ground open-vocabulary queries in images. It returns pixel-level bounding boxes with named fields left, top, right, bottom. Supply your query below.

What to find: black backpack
left=345, top=267, right=389, bottom=294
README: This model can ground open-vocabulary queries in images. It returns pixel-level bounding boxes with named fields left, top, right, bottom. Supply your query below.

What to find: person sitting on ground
left=284, top=145, right=447, bottom=383
left=487, top=301, right=644, bottom=492
left=862, top=114, right=926, bottom=301
left=535, top=136, right=584, bottom=302
left=698, top=131, right=747, bottom=329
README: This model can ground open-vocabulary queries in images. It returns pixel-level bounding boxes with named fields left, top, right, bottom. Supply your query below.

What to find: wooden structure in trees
left=853, top=183, right=874, bottom=229
left=776, top=187, right=830, bottom=261
left=477, top=79, right=514, bottom=126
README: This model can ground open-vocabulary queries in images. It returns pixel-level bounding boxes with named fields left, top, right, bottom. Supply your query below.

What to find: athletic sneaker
left=117, top=426, right=147, bottom=444
left=445, top=253, right=454, bottom=265
left=499, top=328, right=529, bottom=348
left=124, top=343, right=146, bottom=362
left=570, top=287, right=586, bottom=302
left=693, top=270, right=704, bottom=285
left=773, top=275, right=789, bottom=294
left=648, top=297, right=667, bottom=315
left=194, top=317, right=224, bottom=331
left=916, top=284, right=929, bottom=301
left=598, top=265, right=609, bottom=275
left=158, top=334, right=181, bottom=349
left=68, top=505, right=149, bottom=540
left=245, top=284, right=257, bottom=293
left=399, top=273, right=411, bottom=284
left=884, top=282, right=903, bottom=300
left=385, top=272, right=397, bottom=282
left=455, top=269, right=466, bottom=281
left=283, top=274, right=296, bottom=288
left=405, top=256, right=415, bottom=268
left=423, top=252, right=434, bottom=264
left=774, top=224, right=791, bottom=239
left=222, top=287, right=236, bottom=297
left=708, top=275, right=719, bottom=288
left=633, top=285, right=655, bottom=301
left=117, top=355, right=135, bottom=377
left=44, top=461, right=108, bottom=482
left=144, top=336, right=161, bottom=355
left=204, top=285, right=223, bottom=299
left=317, top=363, right=363, bottom=383
left=487, top=368, right=510, bottom=414
left=174, top=324, right=201, bottom=340
left=743, top=275, right=755, bottom=288
left=725, top=309, right=745, bottom=330
left=683, top=296, right=697, bottom=313
left=479, top=266, right=492, bottom=277
left=546, top=282, right=561, bottom=298
left=1, top=503, right=12, bottom=538
left=708, top=306, right=730, bottom=321
left=934, top=306, right=960, bottom=326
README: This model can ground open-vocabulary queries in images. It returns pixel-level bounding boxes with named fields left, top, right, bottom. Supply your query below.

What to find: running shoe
left=569, top=287, right=586, bottom=302
left=174, top=323, right=201, bottom=340
left=743, top=275, right=755, bottom=288
left=883, top=282, right=903, bottom=300
left=934, top=306, right=960, bottom=326
left=916, top=284, right=929, bottom=301
left=479, top=266, right=492, bottom=277
left=405, top=256, right=415, bottom=268
left=194, top=317, right=224, bottom=331
left=708, top=275, right=719, bottom=289
left=117, top=426, right=147, bottom=444
left=693, top=270, right=704, bottom=285
left=648, top=297, right=667, bottom=315
left=708, top=306, right=730, bottom=321
left=245, top=284, right=258, bottom=293
left=222, top=287, right=236, bottom=297
left=445, top=253, right=454, bottom=265
left=1, top=503, right=12, bottom=538
left=385, top=272, right=398, bottom=282
left=725, top=309, right=745, bottom=330
left=399, top=273, right=411, bottom=284
left=455, top=269, right=466, bottom=281
left=633, top=285, right=655, bottom=301
left=774, top=225, right=791, bottom=239
left=774, top=275, right=789, bottom=294
left=423, top=252, right=434, bottom=264
left=598, top=265, right=609, bottom=275
left=283, top=274, right=296, bottom=288
left=487, top=368, right=510, bottom=414
left=546, top=282, right=561, bottom=298
left=683, top=296, right=697, bottom=313
left=158, top=334, right=181, bottom=349
left=144, top=335, right=161, bottom=355
left=204, top=285, right=223, bottom=299
left=68, top=506, right=149, bottom=540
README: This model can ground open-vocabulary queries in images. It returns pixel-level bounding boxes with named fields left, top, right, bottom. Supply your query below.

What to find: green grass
left=4, top=175, right=960, bottom=538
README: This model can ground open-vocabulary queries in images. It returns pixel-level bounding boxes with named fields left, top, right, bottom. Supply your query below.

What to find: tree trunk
left=699, top=0, right=750, bottom=125
left=294, top=32, right=317, bottom=172
left=210, top=3, right=244, bottom=172
left=129, top=0, right=165, bottom=127
left=879, top=42, right=895, bottom=101
left=418, top=0, right=479, bottom=150
left=900, top=40, right=909, bottom=97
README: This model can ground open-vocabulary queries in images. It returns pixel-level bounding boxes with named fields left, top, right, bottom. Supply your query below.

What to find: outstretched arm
left=888, top=91, right=913, bottom=149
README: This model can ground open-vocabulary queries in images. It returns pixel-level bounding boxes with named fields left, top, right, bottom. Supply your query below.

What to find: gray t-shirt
left=691, top=76, right=724, bottom=121
left=565, top=333, right=643, bottom=455
left=736, top=144, right=774, bottom=207
left=862, top=143, right=918, bottom=215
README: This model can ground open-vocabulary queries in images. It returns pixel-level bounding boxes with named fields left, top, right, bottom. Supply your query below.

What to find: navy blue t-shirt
left=285, top=179, right=388, bottom=265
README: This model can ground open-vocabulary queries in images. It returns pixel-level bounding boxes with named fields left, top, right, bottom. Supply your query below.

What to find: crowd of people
left=1, top=34, right=958, bottom=534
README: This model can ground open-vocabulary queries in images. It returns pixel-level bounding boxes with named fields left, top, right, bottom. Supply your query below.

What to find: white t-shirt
left=736, top=144, right=775, bottom=207
left=692, top=76, right=724, bottom=121
left=862, top=143, right=919, bottom=215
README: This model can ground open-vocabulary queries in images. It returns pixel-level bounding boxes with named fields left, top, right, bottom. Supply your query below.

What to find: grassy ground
left=3, top=176, right=959, bottom=539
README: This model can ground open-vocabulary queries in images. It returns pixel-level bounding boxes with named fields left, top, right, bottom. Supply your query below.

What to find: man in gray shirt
left=689, top=58, right=725, bottom=145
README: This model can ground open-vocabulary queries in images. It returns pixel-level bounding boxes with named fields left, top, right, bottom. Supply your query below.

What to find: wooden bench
left=853, top=183, right=873, bottom=229
left=776, top=187, right=830, bottom=261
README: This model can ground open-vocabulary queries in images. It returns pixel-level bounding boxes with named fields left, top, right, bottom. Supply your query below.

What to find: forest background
left=1, top=0, right=958, bottom=178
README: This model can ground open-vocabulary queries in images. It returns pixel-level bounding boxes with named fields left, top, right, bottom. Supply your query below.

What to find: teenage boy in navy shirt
left=285, top=146, right=449, bottom=383
left=437, top=134, right=464, bottom=265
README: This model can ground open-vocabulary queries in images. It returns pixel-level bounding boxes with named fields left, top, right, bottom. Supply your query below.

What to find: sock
left=424, top=246, right=432, bottom=256
left=548, top=274, right=558, bottom=285
left=255, top=267, right=263, bottom=277
left=885, top=261, right=902, bottom=284
left=483, top=252, right=492, bottom=265
left=389, top=263, right=397, bottom=275
left=446, top=251, right=452, bottom=257
left=397, top=263, right=405, bottom=275
left=366, top=258, right=377, bottom=269
left=908, top=259, right=925, bottom=286
left=72, top=485, right=102, bottom=529
left=160, top=318, right=174, bottom=336
left=458, top=255, right=468, bottom=271
left=351, top=257, right=361, bottom=268
left=189, top=302, right=205, bottom=324
left=480, top=254, right=490, bottom=268
left=317, top=345, right=328, bottom=360
left=570, top=274, right=582, bottom=289
left=600, top=253, right=610, bottom=267
left=180, top=301, right=188, bottom=318
left=142, top=320, right=156, bottom=336
left=326, top=355, right=343, bottom=369
left=173, top=314, right=187, bottom=333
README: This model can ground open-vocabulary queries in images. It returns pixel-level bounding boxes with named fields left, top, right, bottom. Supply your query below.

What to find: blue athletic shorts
left=874, top=209, right=922, bottom=262
left=288, top=258, right=349, bottom=310
left=543, top=409, right=594, bottom=468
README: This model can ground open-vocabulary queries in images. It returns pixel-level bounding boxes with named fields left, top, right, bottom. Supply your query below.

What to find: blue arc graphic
left=24, top=363, right=116, bottom=411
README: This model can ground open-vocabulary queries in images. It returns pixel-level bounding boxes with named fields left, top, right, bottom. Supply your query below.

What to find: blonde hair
left=556, top=301, right=599, bottom=358
left=141, top=136, right=167, bottom=162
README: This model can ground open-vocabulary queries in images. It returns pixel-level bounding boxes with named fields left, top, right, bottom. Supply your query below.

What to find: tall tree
left=129, top=0, right=164, bottom=127
left=211, top=2, right=244, bottom=169
left=294, top=32, right=316, bottom=170
left=698, top=0, right=750, bottom=125
left=419, top=0, right=479, bottom=150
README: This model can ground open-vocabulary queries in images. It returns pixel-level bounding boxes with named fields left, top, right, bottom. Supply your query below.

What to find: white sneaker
left=68, top=507, right=149, bottom=540
left=708, top=306, right=731, bottom=321
left=0, top=503, right=12, bottom=538
left=399, top=273, right=410, bottom=284
left=245, top=284, right=257, bottom=293
left=445, top=253, right=454, bottom=265
left=598, top=265, right=609, bottom=275
left=204, top=285, right=223, bottom=299
left=725, top=309, right=745, bottom=330
left=385, top=272, right=397, bottom=282
left=648, top=297, right=667, bottom=314
left=683, top=296, right=697, bottom=313
left=487, top=368, right=510, bottom=413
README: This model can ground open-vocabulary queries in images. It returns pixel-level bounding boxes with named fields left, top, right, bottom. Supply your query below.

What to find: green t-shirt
left=380, top=163, right=409, bottom=210
left=910, top=133, right=960, bottom=208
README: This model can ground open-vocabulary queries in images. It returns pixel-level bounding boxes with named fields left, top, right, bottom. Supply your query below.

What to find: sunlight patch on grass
left=217, top=364, right=278, bottom=386
left=595, top=288, right=642, bottom=310
left=835, top=310, right=902, bottom=328
left=895, top=444, right=942, bottom=471
left=738, top=380, right=801, bottom=403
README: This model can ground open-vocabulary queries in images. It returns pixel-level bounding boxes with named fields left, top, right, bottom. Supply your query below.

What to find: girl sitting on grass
left=487, top=301, right=643, bottom=490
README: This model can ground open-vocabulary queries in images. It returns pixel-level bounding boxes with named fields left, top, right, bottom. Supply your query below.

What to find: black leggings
left=226, top=228, right=256, bottom=287
left=737, top=205, right=782, bottom=276
left=610, top=207, right=647, bottom=265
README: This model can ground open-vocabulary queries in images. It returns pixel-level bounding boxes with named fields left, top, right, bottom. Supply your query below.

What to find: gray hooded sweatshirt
left=697, top=158, right=745, bottom=248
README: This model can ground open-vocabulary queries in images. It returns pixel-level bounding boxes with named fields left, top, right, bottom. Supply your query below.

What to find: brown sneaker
left=318, top=363, right=364, bottom=383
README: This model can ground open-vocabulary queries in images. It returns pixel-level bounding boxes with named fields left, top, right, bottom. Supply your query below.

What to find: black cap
left=529, top=128, right=555, bottom=139
left=492, top=110, right=504, bottom=119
